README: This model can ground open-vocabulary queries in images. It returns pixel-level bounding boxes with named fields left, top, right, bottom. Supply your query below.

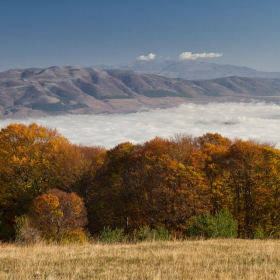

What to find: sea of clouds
left=0, top=102, right=280, bottom=149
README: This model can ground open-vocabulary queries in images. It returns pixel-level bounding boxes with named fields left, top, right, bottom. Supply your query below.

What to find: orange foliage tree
left=0, top=123, right=103, bottom=239
left=0, top=123, right=70, bottom=238
left=28, top=188, right=88, bottom=242
left=197, top=133, right=233, bottom=215
left=86, top=137, right=212, bottom=235
left=224, top=140, right=280, bottom=238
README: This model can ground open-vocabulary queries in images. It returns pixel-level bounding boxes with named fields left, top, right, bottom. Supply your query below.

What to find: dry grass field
left=1, top=239, right=280, bottom=279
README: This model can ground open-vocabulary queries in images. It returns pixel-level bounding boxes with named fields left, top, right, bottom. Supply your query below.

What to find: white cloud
left=0, top=102, right=280, bottom=149
left=137, top=53, right=156, bottom=61
left=179, top=52, right=222, bottom=60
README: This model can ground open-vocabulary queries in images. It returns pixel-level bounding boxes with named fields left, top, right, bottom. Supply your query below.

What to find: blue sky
left=1, top=0, right=280, bottom=72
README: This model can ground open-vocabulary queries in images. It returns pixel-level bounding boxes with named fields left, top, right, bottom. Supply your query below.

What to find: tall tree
left=0, top=123, right=86, bottom=239
left=224, top=140, right=280, bottom=237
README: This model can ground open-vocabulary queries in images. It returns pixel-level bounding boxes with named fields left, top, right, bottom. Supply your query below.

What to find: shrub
left=185, top=213, right=214, bottom=239
left=14, top=215, right=42, bottom=244
left=254, top=226, right=267, bottom=239
left=185, top=208, right=238, bottom=239
left=98, top=226, right=172, bottom=243
left=213, top=208, right=238, bottom=238
left=60, top=229, right=87, bottom=244
left=135, top=226, right=173, bottom=242
left=98, top=227, right=128, bottom=243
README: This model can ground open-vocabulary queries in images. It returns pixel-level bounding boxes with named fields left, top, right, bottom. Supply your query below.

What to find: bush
left=185, top=208, right=238, bottom=239
left=60, top=229, right=87, bottom=244
left=135, top=226, right=173, bottom=242
left=254, top=226, right=267, bottom=239
left=213, top=208, right=238, bottom=238
left=14, top=215, right=42, bottom=244
left=185, top=213, right=214, bottom=239
left=98, top=227, right=128, bottom=243
left=98, top=226, right=173, bottom=243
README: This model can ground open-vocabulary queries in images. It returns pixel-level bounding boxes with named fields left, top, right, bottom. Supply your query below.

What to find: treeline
left=1, top=123, right=280, bottom=241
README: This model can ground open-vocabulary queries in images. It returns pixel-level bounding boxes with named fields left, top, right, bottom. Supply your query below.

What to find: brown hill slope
left=1, top=66, right=280, bottom=118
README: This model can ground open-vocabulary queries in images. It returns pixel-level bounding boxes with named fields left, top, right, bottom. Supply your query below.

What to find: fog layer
left=0, top=102, right=279, bottom=148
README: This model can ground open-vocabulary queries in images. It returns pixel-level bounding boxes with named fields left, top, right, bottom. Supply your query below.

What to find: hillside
left=1, top=66, right=280, bottom=118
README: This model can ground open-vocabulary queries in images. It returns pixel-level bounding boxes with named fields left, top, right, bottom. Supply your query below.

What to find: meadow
left=1, top=239, right=280, bottom=279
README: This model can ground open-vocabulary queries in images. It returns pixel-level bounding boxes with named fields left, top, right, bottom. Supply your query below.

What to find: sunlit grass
left=1, top=239, right=280, bottom=279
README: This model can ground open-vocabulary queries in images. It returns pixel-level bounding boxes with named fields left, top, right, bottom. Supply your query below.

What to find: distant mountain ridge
left=94, top=60, right=280, bottom=80
left=1, top=66, right=280, bottom=119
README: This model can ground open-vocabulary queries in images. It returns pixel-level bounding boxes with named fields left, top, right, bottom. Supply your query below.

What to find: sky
left=0, top=102, right=279, bottom=149
left=1, top=1, right=280, bottom=72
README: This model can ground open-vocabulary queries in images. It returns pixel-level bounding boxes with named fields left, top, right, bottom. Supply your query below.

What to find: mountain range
left=94, top=60, right=280, bottom=80
left=1, top=62, right=280, bottom=118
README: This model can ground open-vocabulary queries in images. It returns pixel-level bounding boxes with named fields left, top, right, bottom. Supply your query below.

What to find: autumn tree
left=86, top=137, right=212, bottom=235
left=133, top=137, right=211, bottom=233
left=0, top=123, right=67, bottom=238
left=86, top=142, right=138, bottom=233
left=258, top=146, right=280, bottom=237
left=197, top=133, right=233, bottom=215
left=71, top=145, right=106, bottom=207
left=223, top=140, right=280, bottom=238
left=0, top=123, right=100, bottom=239
left=28, top=188, right=88, bottom=242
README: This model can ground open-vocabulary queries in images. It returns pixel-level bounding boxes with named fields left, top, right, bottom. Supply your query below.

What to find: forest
left=1, top=122, right=280, bottom=242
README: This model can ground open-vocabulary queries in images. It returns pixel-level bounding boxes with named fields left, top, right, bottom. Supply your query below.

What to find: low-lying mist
left=1, top=102, right=279, bottom=148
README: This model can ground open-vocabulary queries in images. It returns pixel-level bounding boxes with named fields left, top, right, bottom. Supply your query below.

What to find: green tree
left=185, top=208, right=238, bottom=239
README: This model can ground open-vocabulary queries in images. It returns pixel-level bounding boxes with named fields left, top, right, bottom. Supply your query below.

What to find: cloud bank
left=0, top=102, right=280, bottom=149
left=179, top=52, right=222, bottom=60
left=137, top=53, right=156, bottom=60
